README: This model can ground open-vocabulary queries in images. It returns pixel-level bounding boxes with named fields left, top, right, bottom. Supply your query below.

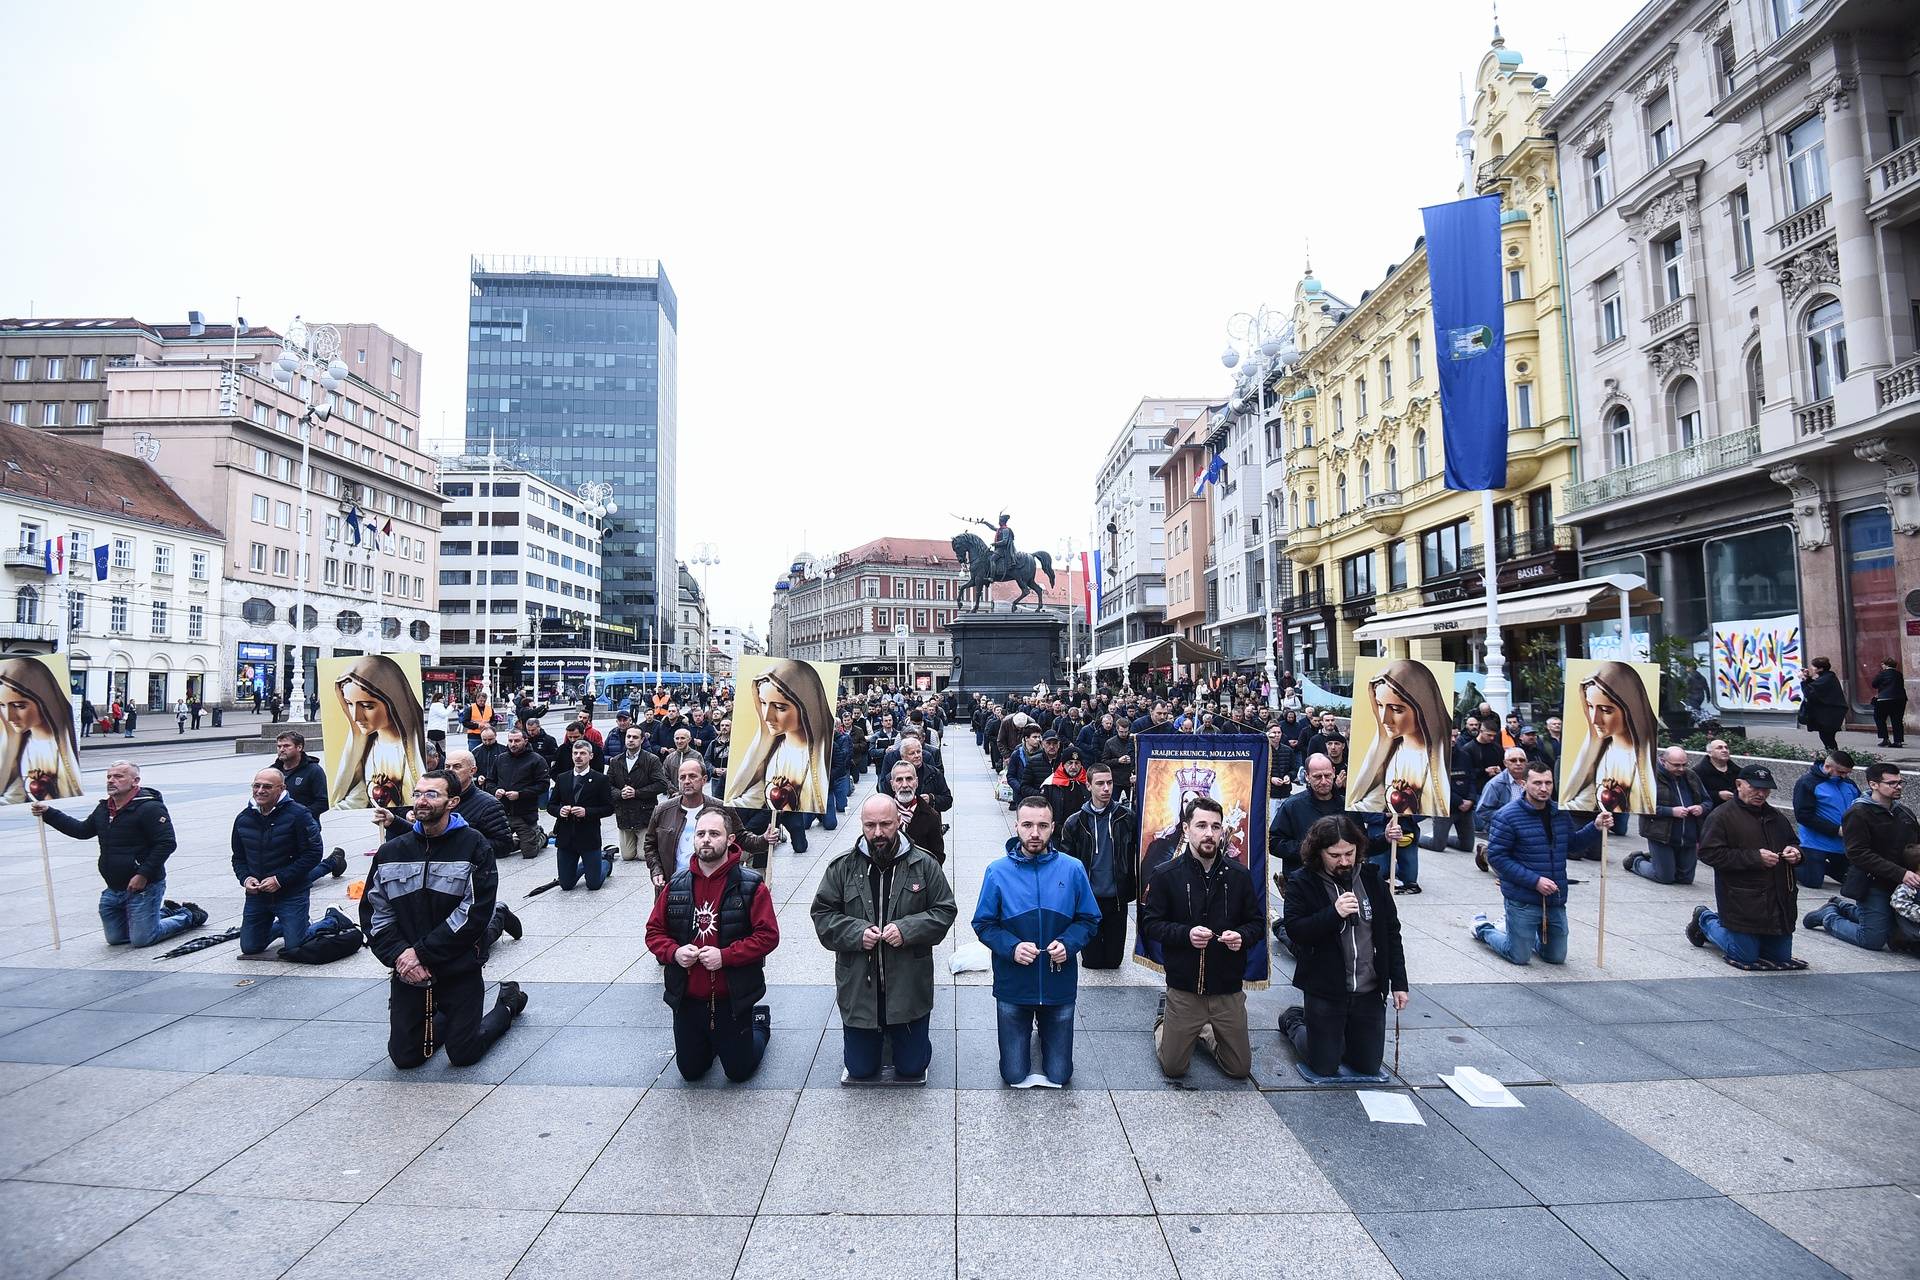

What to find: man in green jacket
left=812, top=792, right=957, bottom=1082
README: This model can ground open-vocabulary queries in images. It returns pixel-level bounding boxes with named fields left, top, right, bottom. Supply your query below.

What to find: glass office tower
left=466, top=256, right=677, bottom=651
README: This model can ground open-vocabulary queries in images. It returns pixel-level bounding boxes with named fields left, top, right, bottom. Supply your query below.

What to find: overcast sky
left=1, top=0, right=1642, bottom=634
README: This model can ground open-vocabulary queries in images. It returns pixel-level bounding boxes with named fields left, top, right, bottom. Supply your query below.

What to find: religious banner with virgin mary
left=723, top=656, right=840, bottom=815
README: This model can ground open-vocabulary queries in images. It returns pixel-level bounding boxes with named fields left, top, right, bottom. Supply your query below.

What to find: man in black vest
left=645, top=807, right=778, bottom=1082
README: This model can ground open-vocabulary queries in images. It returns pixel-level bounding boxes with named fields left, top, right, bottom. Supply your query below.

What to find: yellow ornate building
left=1273, top=31, right=1582, bottom=701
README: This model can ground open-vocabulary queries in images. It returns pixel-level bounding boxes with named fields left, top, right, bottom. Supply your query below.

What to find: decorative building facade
left=1091, top=398, right=1203, bottom=654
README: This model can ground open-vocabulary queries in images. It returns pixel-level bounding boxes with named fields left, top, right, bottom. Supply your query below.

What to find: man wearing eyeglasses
left=361, top=769, right=529, bottom=1068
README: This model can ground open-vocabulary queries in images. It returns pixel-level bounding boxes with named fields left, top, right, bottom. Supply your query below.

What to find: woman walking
left=1800, top=657, right=1848, bottom=754
left=1870, top=657, right=1906, bottom=748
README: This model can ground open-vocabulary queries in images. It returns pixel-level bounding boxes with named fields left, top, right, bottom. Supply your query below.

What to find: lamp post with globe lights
left=1220, top=304, right=1296, bottom=709
left=266, top=316, right=346, bottom=723
left=691, top=543, right=720, bottom=688
left=574, top=481, right=617, bottom=703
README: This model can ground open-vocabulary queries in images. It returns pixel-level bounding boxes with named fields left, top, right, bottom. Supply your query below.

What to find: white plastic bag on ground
left=949, top=940, right=992, bottom=973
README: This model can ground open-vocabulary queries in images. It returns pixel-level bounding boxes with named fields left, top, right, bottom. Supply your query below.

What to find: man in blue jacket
left=821, top=714, right=853, bottom=831
left=971, top=795, right=1102, bottom=1087
left=232, top=768, right=325, bottom=956
left=1792, top=751, right=1858, bottom=889
left=1469, top=761, right=1613, bottom=965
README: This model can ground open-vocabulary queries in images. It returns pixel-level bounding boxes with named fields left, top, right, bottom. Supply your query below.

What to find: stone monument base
left=948, top=610, right=1065, bottom=708
left=236, top=720, right=323, bottom=756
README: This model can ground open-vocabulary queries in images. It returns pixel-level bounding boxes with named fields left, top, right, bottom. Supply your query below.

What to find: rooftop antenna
left=1456, top=73, right=1475, bottom=192
left=1551, top=33, right=1579, bottom=84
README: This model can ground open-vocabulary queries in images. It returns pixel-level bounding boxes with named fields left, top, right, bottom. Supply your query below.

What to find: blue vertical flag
left=1421, top=194, right=1508, bottom=491
left=93, top=543, right=109, bottom=580
left=1092, top=548, right=1104, bottom=617
left=346, top=505, right=363, bottom=547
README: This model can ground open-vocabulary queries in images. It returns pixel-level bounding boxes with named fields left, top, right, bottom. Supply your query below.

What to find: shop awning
left=1351, top=575, right=1660, bottom=644
left=1087, top=634, right=1226, bottom=671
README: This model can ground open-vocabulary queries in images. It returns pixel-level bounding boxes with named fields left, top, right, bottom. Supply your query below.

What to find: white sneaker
left=1468, top=912, right=1491, bottom=942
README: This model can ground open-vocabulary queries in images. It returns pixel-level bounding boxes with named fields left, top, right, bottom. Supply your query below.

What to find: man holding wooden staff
left=1468, top=762, right=1613, bottom=966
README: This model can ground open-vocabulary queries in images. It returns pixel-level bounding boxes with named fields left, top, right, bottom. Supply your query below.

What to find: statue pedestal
left=948, top=610, right=1065, bottom=705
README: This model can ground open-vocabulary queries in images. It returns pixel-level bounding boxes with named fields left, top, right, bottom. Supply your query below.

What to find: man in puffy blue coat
left=1469, top=761, right=1613, bottom=965
left=232, top=768, right=325, bottom=956
left=971, top=795, right=1102, bottom=1087
left=1791, top=751, right=1859, bottom=889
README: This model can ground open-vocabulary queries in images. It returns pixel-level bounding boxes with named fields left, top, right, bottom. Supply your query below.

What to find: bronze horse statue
left=952, top=531, right=1055, bottom=612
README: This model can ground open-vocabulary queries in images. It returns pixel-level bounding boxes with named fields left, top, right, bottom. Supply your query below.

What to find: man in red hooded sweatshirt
left=646, top=806, right=779, bottom=1081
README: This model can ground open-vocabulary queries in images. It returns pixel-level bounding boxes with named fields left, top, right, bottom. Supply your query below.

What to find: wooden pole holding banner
left=36, top=816, right=61, bottom=951
left=1596, top=826, right=1609, bottom=968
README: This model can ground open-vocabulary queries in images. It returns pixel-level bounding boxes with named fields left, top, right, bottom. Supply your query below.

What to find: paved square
left=0, top=730, right=1914, bottom=1277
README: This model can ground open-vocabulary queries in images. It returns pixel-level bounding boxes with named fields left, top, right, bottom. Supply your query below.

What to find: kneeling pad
left=1294, top=1061, right=1394, bottom=1086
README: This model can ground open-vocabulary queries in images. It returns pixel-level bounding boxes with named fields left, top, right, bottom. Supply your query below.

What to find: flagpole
left=1481, top=488, right=1510, bottom=719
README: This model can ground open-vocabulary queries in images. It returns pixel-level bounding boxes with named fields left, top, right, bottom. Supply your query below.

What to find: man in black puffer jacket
left=373, top=749, right=522, bottom=951
left=35, top=759, right=205, bottom=947
left=272, top=730, right=329, bottom=820
left=231, top=769, right=324, bottom=956
left=490, top=728, right=552, bottom=859
left=361, top=769, right=529, bottom=1068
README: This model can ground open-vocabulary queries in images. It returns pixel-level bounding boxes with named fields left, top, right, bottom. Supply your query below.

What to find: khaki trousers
left=1155, top=988, right=1251, bottom=1079
left=617, top=827, right=643, bottom=861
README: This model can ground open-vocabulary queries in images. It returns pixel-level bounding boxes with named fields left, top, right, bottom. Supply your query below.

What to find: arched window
left=1336, top=473, right=1349, bottom=515
left=1306, top=488, right=1319, bottom=526
left=1804, top=296, right=1848, bottom=400
left=1360, top=459, right=1372, bottom=500
left=1413, top=430, right=1429, bottom=480
left=1745, top=347, right=1766, bottom=427
left=15, top=585, right=37, bottom=625
left=1607, top=406, right=1635, bottom=469
left=1670, top=377, right=1702, bottom=448
left=1385, top=445, right=1399, bottom=490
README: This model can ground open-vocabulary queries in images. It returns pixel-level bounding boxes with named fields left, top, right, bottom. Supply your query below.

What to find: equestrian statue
left=951, top=512, right=1055, bottom=613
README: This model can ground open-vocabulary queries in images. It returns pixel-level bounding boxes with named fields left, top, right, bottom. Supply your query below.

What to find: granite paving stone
left=957, top=1214, right=1176, bottom=1280
left=1554, top=1196, right=1846, bottom=1279
left=0, top=1059, right=61, bottom=1096
left=1270, top=1089, right=1536, bottom=1212
left=0, top=1004, right=59, bottom=1037
left=85, top=1013, right=308, bottom=1072
left=1703, top=1072, right=1920, bottom=1187
left=568, top=981, right=675, bottom=1027
left=83, top=971, right=266, bottom=1015
left=506, top=980, right=614, bottom=1026
left=501, top=1024, right=674, bottom=1087
left=654, top=1023, right=823, bottom=1090
left=1533, top=978, right=1702, bottom=1024
left=1163, top=1212, right=1399, bottom=1278
left=1371, top=1024, right=1550, bottom=1087
left=199, top=975, right=380, bottom=1020
left=282, top=1203, right=553, bottom=1280
left=956, top=1090, right=1152, bottom=1215
left=803, top=1023, right=959, bottom=1089
left=761, top=1088, right=957, bottom=1214
left=737, top=1214, right=955, bottom=1280
left=1732, top=1012, right=1920, bottom=1071
left=1732, top=1186, right=1920, bottom=1280
left=0, top=1008, right=181, bottom=1065
left=1841, top=1007, right=1920, bottom=1050
left=509, top=1211, right=752, bottom=1278
left=1080, top=1028, right=1251, bottom=1090
left=1362, top=1206, right=1622, bottom=1279
left=220, top=1017, right=391, bottom=1078
left=1755, top=972, right=1915, bottom=1016
left=355, top=1022, right=560, bottom=1085
left=17, top=1069, right=338, bottom=1191
left=0, top=1179, right=173, bottom=1280
left=56, top=1190, right=356, bottom=1280
left=1477, top=1021, right=1684, bottom=1084
left=1630, top=975, right=1831, bottom=1020
left=0, top=1065, right=198, bottom=1178
left=1116, top=1089, right=1342, bottom=1214
left=1833, top=1066, right=1920, bottom=1106
left=1421, top=982, right=1585, bottom=1027
left=1566, top=1079, right=1883, bottom=1194
left=2, top=968, right=167, bottom=1008
left=191, top=1079, right=492, bottom=1202
left=373, top=1083, right=640, bottom=1211
left=563, top=1087, right=799, bottom=1214
left=1610, top=1017, right=1826, bottom=1078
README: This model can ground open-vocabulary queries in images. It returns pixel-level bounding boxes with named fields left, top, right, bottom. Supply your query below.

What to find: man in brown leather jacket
left=644, top=758, right=777, bottom=888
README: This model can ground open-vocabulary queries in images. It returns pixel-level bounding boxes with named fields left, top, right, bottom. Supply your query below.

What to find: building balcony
left=1767, top=195, right=1831, bottom=258
left=1361, top=489, right=1405, bottom=534
left=1279, top=588, right=1327, bottom=616
left=1870, top=137, right=1920, bottom=215
left=1641, top=294, right=1696, bottom=346
left=1203, top=546, right=1216, bottom=569
left=1877, top=356, right=1920, bottom=411
left=0, top=622, right=55, bottom=642
left=1794, top=398, right=1837, bottom=438
left=1565, top=426, right=1762, bottom=513
left=2, top=546, right=44, bottom=571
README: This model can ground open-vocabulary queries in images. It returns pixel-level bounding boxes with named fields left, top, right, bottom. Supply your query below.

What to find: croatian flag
left=1092, top=548, right=1104, bottom=617
left=42, top=536, right=64, bottom=577
left=92, top=544, right=109, bottom=580
left=1421, top=194, right=1508, bottom=491
left=1193, top=453, right=1226, bottom=499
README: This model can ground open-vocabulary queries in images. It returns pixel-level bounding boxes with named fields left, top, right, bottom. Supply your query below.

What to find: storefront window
left=1843, top=509, right=1897, bottom=710
left=1706, top=527, right=1798, bottom=623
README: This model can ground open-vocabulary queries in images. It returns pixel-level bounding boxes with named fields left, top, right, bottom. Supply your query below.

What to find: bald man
left=232, top=767, right=326, bottom=956
left=1625, top=745, right=1710, bottom=885
left=35, top=760, right=204, bottom=947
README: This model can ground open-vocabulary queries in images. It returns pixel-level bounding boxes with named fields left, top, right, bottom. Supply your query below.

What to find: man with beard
left=1266, top=722, right=1299, bottom=803
left=1102, top=719, right=1137, bottom=807
left=1042, top=750, right=1091, bottom=832
left=361, top=770, right=529, bottom=1069
left=272, top=730, right=330, bottom=821
left=472, top=726, right=505, bottom=791
left=885, top=760, right=946, bottom=862
left=523, top=717, right=564, bottom=773
left=646, top=758, right=779, bottom=887
left=1269, top=754, right=1346, bottom=881
left=811, top=794, right=957, bottom=1083
left=972, top=797, right=1102, bottom=1087
left=1142, top=796, right=1262, bottom=1080
left=704, top=717, right=733, bottom=798
left=609, top=726, right=670, bottom=865
left=373, top=750, right=523, bottom=947
left=1057, top=762, right=1137, bottom=969
left=491, top=728, right=552, bottom=859
left=561, top=721, right=605, bottom=772
left=645, top=808, right=778, bottom=1082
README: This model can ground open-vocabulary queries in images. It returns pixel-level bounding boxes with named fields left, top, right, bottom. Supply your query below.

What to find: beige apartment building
left=0, top=316, right=443, bottom=707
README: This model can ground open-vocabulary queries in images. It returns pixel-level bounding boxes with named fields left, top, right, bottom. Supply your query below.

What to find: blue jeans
left=1796, top=849, right=1848, bottom=889
left=842, top=1014, right=932, bottom=1080
left=1369, top=841, right=1418, bottom=887
left=99, top=878, right=193, bottom=947
left=557, top=846, right=612, bottom=890
left=1475, top=898, right=1568, bottom=965
left=996, top=1000, right=1075, bottom=1085
left=1633, top=841, right=1697, bottom=885
left=821, top=775, right=852, bottom=830
left=241, top=885, right=315, bottom=954
left=1698, top=908, right=1795, bottom=965
left=1823, top=888, right=1894, bottom=952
